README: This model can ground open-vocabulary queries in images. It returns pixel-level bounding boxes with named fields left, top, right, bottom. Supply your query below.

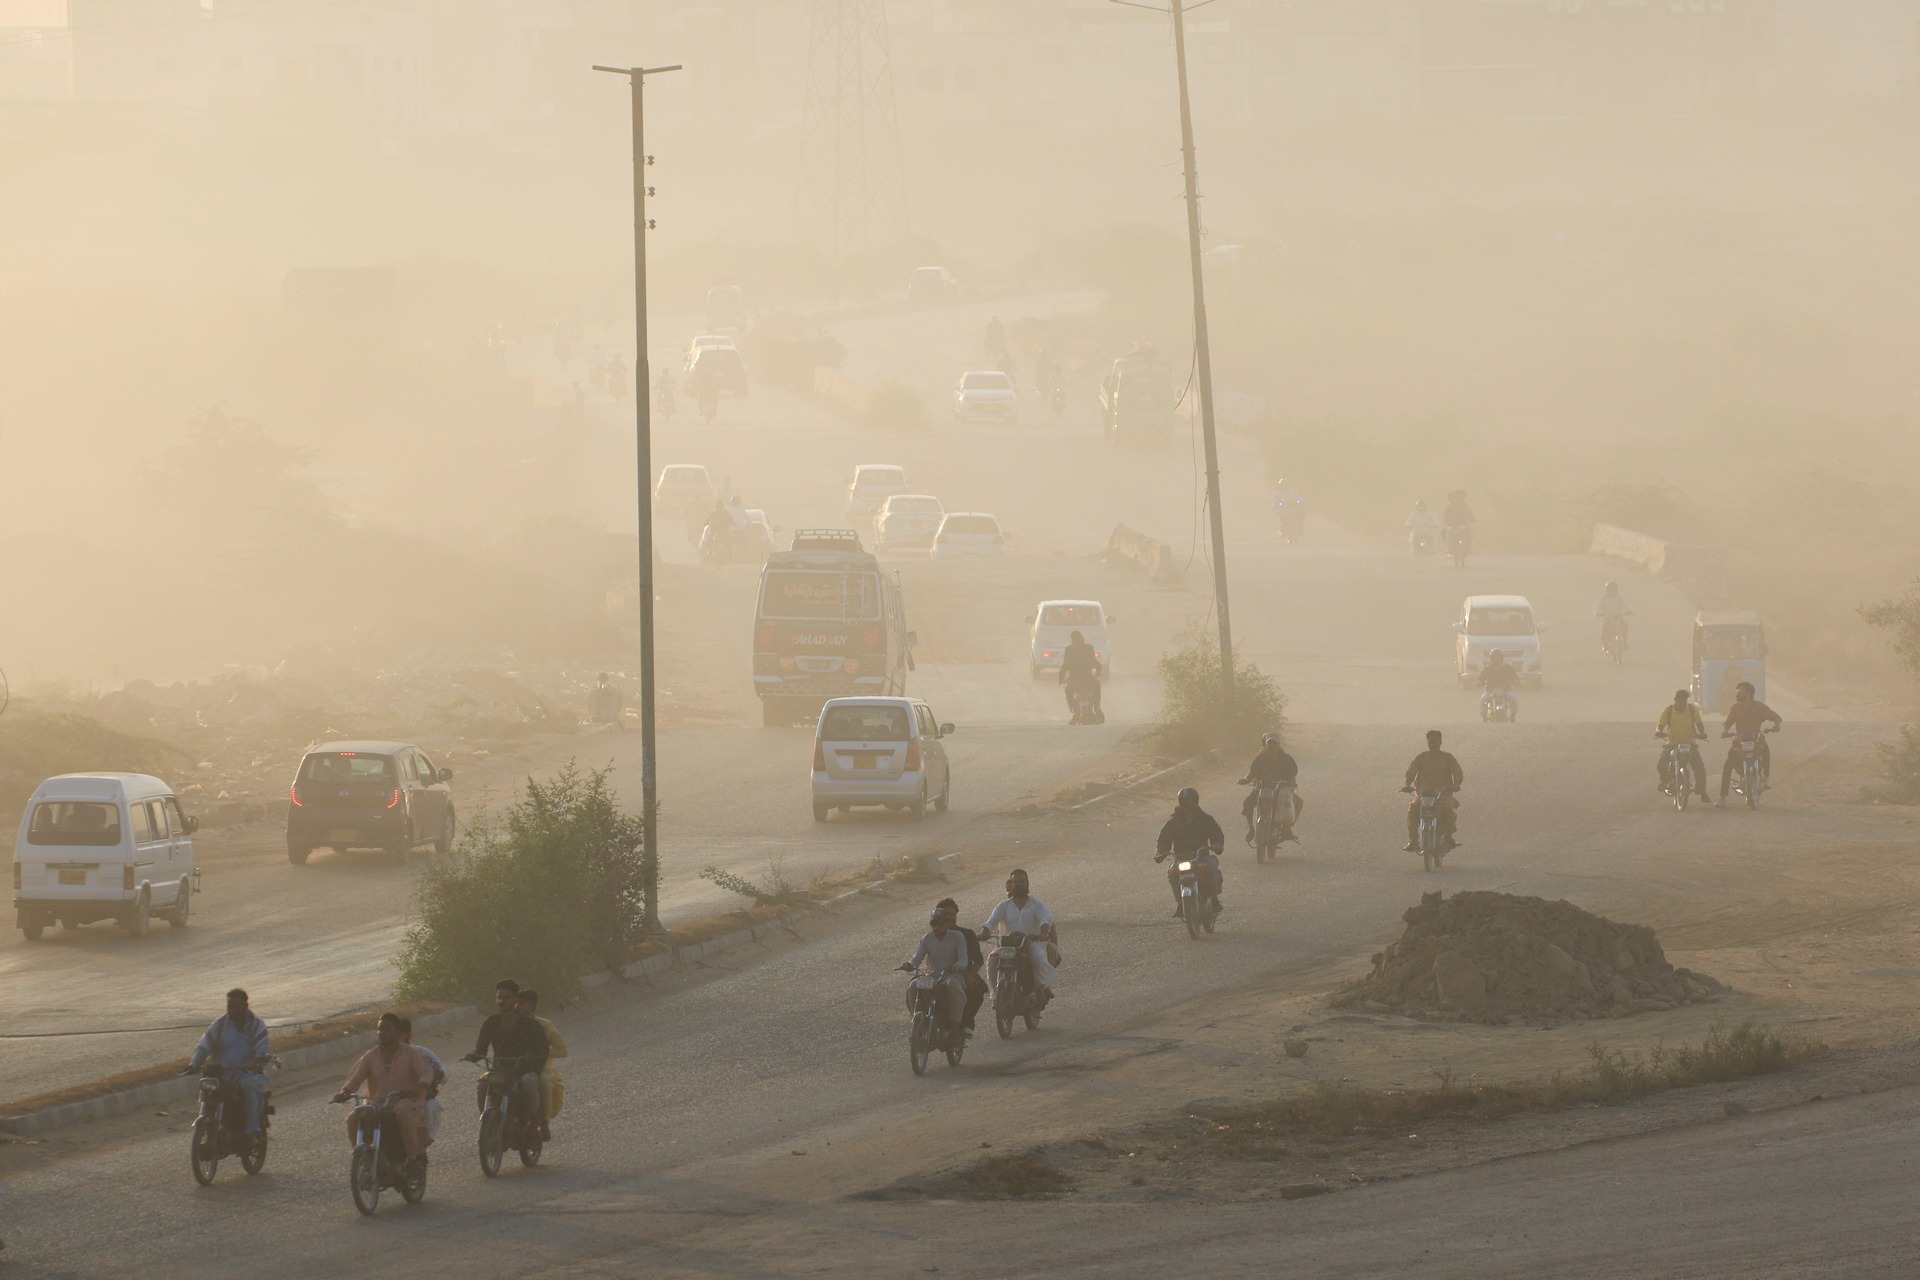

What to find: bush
left=393, top=764, right=651, bottom=1006
left=1860, top=578, right=1920, bottom=680
left=860, top=380, right=929, bottom=432
left=1864, top=724, right=1920, bottom=805
left=1155, top=624, right=1288, bottom=755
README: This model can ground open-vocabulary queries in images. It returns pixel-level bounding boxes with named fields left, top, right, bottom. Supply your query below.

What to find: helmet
left=1261, top=732, right=1279, bottom=746
left=1177, top=786, right=1200, bottom=810
left=1070, top=630, right=1084, bottom=643
left=1736, top=681, right=1755, bottom=696
left=1415, top=500, right=1428, bottom=511
left=1275, top=478, right=1288, bottom=489
left=1674, top=689, right=1691, bottom=703
left=1605, top=581, right=1619, bottom=591
left=929, top=909, right=954, bottom=928
left=1489, top=649, right=1503, bottom=661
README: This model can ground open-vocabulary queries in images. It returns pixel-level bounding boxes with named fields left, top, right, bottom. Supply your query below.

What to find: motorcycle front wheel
left=478, top=1109, right=507, bottom=1178
left=1183, top=896, right=1202, bottom=941
left=909, top=1014, right=932, bottom=1075
left=994, top=985, right=1016, bottom=1039
left=189, top=1118, right=219, bottom=1186
left=350, top=1145, right=380, bottom=1216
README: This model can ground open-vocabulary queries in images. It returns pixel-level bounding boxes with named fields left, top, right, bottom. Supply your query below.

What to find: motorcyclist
left=898, top=908, right=970, bottom=1036
left=1155, top=787, right=1224, bottom=917
left=1655, top=689, right=1709, bottom=796
left=984, top=314, right=1007, bottom=358
left=397, top=1017, right=446, bottom=1141
left=1273, top=479, right=1305, bottom=538
left=183, top=987, right=272, bottom=1147
left=1238, top=733, right=1302, bottom=844
left=514, top=989, right=566, bottom=1143
left=1593, top=582, right=1634, bottom=653
left=981, top=870, right=1058, bottom=1000
left=1479, top=650, right=1519, bottom=719
left=334, top=1012, right=434, bottom=1174
left=462, top=979, right=549, bottom=1125
left=1718, top=681, right=1782, bottom=805
left=1405, top=501, right=1440, bottom=550
left=1058, top=630, right=1105, bottom=723
left=937, top=896, right=986, bottom=1036
left=700, top=498, right=733, bottom=562
left=1442, top=489, right=1474, bottom=555
left=1402, top=730, right=1463, bottom=851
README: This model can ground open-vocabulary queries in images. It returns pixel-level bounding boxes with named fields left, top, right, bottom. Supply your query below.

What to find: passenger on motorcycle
left=1479, top=650, right=1520, bottom=719
left=462, top=979, right=550, bottom=1125
left=1155, top=787, right=1224, bottom=917
left=1238, top=733, right=1302, bottom=844
left=898, top=908, right=971, bottom=1035
left=1273, top=479, right=1304, bottom=520
left=1717, top=682, right=1782, bottom=805
left=1059, top=630, right=1105, bottom=722
left=1442, top=490, right=1474, bottom=534
left=183, top=988, right=271, bottom=1139
left=397, top=1017, right=446, bottom=1140
left=333, top=1012, right=435, bottom=1172
left=937, top=896, right=987, bottom=1034
left=1405, top=501, right=1440, bottom=548
left=1402, top=730, right=1463, bottom=852
left=1594, top=582, right=1634, bottom=652
left=981, top=870, right=1059, bottom=998
left=515, top=989, right=566, bottom=1142
left=1656, top=690, right=1709, bottom=796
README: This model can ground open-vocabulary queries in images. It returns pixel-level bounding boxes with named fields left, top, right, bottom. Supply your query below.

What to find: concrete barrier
left=1106, top=525, right=1182, bottom=584
left=1590, top=523, right=1724, bottom=583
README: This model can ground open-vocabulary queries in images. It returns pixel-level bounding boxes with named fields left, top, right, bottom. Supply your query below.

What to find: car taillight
left=813, top=739, right=826, bottom=771
left=905, top=739, right=921, bottom=771
left=387, top=788, right=402, bottom=809
left=779, top=656, right=798, bottom=674
left=1041, top=650, right=1055, bottom=659
left=289, top=783, right=303, bottom=808
left=842, top=658, right=859, bottom=674
left=862, top=627, right=881, bottom=649
left=124, top=865, right=136, bottom=890
left=756, top=627, right=775, bottom=650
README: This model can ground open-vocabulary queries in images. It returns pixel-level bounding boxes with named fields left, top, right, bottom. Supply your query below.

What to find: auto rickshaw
left=1690, top=611, right=1766, bottom=713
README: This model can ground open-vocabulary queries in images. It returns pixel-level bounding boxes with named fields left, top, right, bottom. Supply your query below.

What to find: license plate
left=59, top=868, right=88, bottom=886
left=853, top=754, right=877, bottom=769
left=328, top=829, right=357, bottom=843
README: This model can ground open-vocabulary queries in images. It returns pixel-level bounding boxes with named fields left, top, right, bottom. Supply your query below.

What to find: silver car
left=810, top=697, right=954, bottom=822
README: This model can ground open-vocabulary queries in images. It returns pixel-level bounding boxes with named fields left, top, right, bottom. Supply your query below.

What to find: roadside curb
left=0, top=1005, right=477, bottom=1138
left=1062, top=755, right=1201, bottom=812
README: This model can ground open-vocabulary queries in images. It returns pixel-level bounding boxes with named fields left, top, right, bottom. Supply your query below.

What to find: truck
left=752, top=530, right=916, bottom=728
left=1099, top=348, right=1178, bottom=444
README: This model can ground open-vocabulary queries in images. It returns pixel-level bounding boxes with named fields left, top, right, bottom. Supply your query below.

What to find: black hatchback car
left=285, top=740, right=455, bottom=865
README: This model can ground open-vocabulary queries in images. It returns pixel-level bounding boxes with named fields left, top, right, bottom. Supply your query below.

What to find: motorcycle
left=988, top=930, right=1051, bottom=1037
left=1404, top=786, right=1456, bottom=872
left=1277, top=503, right=1305, bottom=545
left=1724, top=727, right=1774, bottom=809
left=1048, top=381, right=1066, bottom=418
left=696, top=382, right=720, bottom=425
left=338, top=1090, right=427, bottom=1215
left=1066, top=676, right=1104, bottom=726
left=474, top=1055, right=545, bottom=1177
left=899, top=966, right=966, bottom=1075
left=1479, top=689, right=1516, bottom=723
left=1409, top=528, right=1436, bottom=556
left=1601, top=617, right=1629, bottom=666
left=1168, top=854, right=1220, bottom=939
left=1443, top=523, right=1471, bottom=568
left=1657, top=730, right=1700, bottom=812
left=1249, top=780, right=1296, bottom=863
left=189, top=1064, right=274, bottom=1186
left=698, top=523, right=739, bottom=566
left=654, top=382, right=676, bottom=422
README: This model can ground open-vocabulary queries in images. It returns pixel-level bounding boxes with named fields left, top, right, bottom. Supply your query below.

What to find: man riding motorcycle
left=183, top=987, right=272, bottom=1145
left=981, top=870, right=1059, bottom=999
left=937, top=896, right=987, bottom=1035
left=1442, top=490, right=1474, bottom=555
left=462, top=979, right=550, bottom=1126
left=1058, top=629, right=1105, bottom=723
left=1238, top=733, right=1302, bottom=844
left=1479, top=650, right=1520, bottom=719
left=898, top=908, right=970, bottom=1037
left=1272, top=479, right=1305, bottom=537
left=1405, top=501, right=1440, bottom=551
left=1718, top=681, right=1782, bottom=805
left=1656, top=689, right=1709, bottom=796
left=333, top=1012, right=434, bottom=1173
left=1155, top=787, right=1224, bottom=917
left=1593, top=582, right=1634, bottom=653
left=1402, top=730, right=1463, bottom=851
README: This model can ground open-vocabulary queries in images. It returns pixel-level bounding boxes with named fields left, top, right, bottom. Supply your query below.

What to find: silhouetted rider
left=1058, top=630, right=1104, bottom=722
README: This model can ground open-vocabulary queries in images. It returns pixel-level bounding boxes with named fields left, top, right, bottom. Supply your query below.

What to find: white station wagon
left=12, top=773, right=199, bottom=940
left=811, top=697, right=955, bottom=822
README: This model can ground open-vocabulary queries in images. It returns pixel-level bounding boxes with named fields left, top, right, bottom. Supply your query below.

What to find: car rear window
left=1467, top=607, right=1535, bottom=637
left=962, top=373, right=1013, bottom=391
left=886, top=496, right=942, bottom=514
left=27, top=802, right=123, bottom=847
left=299, top=753, right=397, bottom=783
left=661, top=467, right=708, bottom=486
left=854, top=468, right=905, bottom=488
left=944, top=515, right=999, bottom=534
left=820, top=705, right=911, bottom=742
left=1041, top=604, right=1102, bottom=627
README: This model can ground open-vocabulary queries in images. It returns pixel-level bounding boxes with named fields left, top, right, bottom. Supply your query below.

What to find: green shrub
left=393, top=764, right=651, bottom=1006
left=1155, top=624, right=1288, bottom=755
left=1864, top=724, right=1920, bottom=805
left=860, top=380, right=928, bottom=432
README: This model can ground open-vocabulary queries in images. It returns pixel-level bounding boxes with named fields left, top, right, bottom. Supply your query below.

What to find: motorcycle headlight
left=1177, top=861, right=1193, bottom=872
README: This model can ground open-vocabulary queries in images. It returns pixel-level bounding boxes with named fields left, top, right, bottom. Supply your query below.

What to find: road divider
left=1105, top=524, right=1182, bottom=584
left=1590, top=522, right=1724, bottom=585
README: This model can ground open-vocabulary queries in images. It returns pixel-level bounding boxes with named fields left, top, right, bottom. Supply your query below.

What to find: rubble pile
left=1334, top=891, right=1724, bottom=1024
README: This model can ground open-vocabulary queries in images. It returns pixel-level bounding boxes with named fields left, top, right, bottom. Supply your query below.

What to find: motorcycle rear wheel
left=519, top=1139, right=543, bottom=1168
left=399, top=1162, right=428, bottom=1203
left=478, top=1110, right=506, bottom=1178
left=350, top=1146, right=380, bottom=1216
left=240, top=1130, right=268, bottom=1175
left=189, top=1118, right=219, bottom=1186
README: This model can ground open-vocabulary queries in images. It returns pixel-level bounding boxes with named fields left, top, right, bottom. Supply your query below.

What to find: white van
left=1029, top=600, right=1113, bottom=676
left=1455, top=594, right=1546, bottom=687
left=11, top=773, right=198, bottom=940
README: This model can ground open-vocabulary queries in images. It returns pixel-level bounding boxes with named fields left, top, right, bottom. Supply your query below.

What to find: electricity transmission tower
left=796, top=0, right=908, bottom=259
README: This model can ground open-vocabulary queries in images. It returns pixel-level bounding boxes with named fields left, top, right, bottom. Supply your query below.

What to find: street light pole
left=594, top=61, right=681, bottom=934
left=1114, top=0, right=1233, bottom=693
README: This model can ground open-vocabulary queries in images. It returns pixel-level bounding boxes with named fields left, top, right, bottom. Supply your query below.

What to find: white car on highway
left=874, top=494, right=945, bottom=554
left=655, top=464, right=717, bottom=520
left=1029, top=600, right=1113, bottom=676
left=683, top=334, right=736, bottom=371
left=931, top=512, right=1007, bottom=558
left=845, top=465, right=909, bottom=522
left=952, top=370, right=1019, bottom=424
left=811, top=696, right=954, bottom=822
left=1455, top=594, right=1546, bottom=687
left=12, top=773, right=198, bottom=940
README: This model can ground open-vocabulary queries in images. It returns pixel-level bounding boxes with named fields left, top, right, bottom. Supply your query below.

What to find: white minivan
left=12, top=773, right=199, bottom=940
left=1029, top=599, right=1113, bottom=676
left=1455, top=594, right=1546, bottom=687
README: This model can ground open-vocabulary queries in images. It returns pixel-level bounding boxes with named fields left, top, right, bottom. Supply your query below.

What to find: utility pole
left=1114, top=0, right=1233, bottom=693
left=593, top=60, right=680, bottom=934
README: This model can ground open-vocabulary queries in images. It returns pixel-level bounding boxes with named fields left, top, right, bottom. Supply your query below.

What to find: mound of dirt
left=1334, top=891, right=1725, bottom=1024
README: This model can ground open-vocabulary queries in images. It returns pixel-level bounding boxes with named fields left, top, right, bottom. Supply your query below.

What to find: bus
left=753, top=530, right=914, bottom=728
